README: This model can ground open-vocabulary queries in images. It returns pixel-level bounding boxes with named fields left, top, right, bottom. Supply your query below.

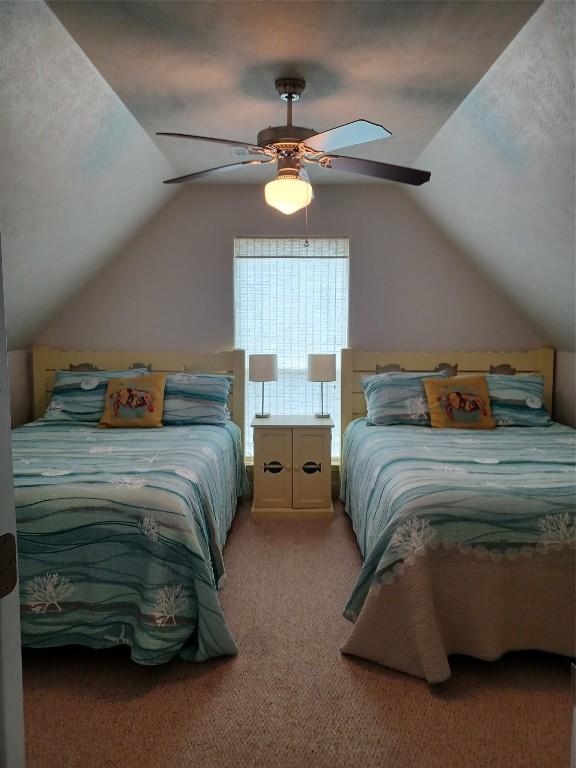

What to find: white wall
left=38, top=185, right=544, bottom=353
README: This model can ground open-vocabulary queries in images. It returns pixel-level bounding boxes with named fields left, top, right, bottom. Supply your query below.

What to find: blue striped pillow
left=163, top=374, right=232, bottom=425
left=362, top=371, right=448, bottom=426
left=487, top=375, right=551, bottom=426
left=42, top=369, right=149, bottom=423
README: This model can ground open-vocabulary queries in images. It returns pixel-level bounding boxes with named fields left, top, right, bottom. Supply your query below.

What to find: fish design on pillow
left=109, top=388, right=155, bottom=418
left=440, top=391, right=489, bottom=423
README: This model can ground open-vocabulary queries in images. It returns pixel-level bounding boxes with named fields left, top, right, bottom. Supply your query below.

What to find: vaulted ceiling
left=1, top=1, right=574, bottom=351
left=412, top=0, right=575, bottom=349
left=0, top=1, right=174, bottom=348
left=48, top=0, right=539, bottom=183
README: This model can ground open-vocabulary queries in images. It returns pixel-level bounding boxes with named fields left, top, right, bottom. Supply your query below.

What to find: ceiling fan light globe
left=264, top=178, right=313, bottom=215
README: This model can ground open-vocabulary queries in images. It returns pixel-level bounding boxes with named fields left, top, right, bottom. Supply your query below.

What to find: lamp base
left=315, top=412, right=331, bottom=418
left=254, top=412, right=271, bottom=418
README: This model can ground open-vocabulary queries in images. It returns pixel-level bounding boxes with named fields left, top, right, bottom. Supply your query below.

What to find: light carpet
left=23, top=504, right=572, bottom=768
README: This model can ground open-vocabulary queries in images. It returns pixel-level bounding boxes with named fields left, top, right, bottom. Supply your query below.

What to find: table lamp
left=307, top=354, right=336, bottom=418
left=249, top=354, right=278, bottom=418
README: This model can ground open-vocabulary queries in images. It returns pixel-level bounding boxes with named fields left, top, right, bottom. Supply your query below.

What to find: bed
left=12, top=347, right=248, bottom=664
left=339, top=347, right=575, bottom=683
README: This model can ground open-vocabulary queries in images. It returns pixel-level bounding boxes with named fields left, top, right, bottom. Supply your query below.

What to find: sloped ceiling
left=49, top=0, right=539, bottom=184
left=3, top=0, right=571, bottom=353
left=0, top=2, right=174, bottom=349
left=412, top=1, right=575, bottom=350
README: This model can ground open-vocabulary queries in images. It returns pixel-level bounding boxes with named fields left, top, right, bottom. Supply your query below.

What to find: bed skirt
left=341, top=544, right=575, bottom=683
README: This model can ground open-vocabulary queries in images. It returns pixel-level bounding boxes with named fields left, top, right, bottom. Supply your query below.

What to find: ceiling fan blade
left=322, top=155, right=430, bottom=186
left=304, top=120, right=391, bottom=154
left=163, top=160, right=270, bottom=185
left=157, top=132, right=265, bottom=153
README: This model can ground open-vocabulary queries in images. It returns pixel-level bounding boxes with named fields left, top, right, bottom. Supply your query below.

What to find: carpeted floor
left=23, top=504, right=572, bottom=768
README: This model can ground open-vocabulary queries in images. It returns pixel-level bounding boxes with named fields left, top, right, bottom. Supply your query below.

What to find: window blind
left=234, top=237, right=349, bottom=460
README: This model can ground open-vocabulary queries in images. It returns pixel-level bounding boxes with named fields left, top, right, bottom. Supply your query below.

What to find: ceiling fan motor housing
left=257, top=125, right=317, bottom=148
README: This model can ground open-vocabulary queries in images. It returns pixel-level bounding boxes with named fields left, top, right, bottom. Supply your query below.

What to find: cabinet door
left=253, top=428, right=293, bottom=508
left=292, top=428, right=331, bottom=509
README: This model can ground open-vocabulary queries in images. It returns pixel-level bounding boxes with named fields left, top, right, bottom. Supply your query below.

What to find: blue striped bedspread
left=12, top=421, right=248, bottom=664
left=340, top=419, right=576, bottom=621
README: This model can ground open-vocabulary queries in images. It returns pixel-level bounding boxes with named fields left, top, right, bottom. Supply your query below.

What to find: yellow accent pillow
left=423, top=376, right=496, bottom=429
left=99, top=374, right=166, bottom=428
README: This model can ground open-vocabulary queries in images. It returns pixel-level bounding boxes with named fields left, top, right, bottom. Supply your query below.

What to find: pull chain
left=304, top=205, right=309, bottom=247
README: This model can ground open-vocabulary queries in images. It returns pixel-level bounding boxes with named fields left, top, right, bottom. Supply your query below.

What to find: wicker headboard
left=341, top=347, right=555, bottom=435
left=32, top=346, right=245, bottom=441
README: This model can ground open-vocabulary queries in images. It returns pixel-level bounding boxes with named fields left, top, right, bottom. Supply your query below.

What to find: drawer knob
left=302, top=461, right=322, bottom=475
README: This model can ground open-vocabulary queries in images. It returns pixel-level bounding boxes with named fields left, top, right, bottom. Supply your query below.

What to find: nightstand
left=251, top=416, right=333, bottom=520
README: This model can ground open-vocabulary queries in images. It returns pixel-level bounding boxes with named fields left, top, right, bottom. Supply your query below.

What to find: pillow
left=424, top=376, right=496, bottom=430
left=42, top=369, right=149, bottom=423
left=99, top=374, right=166, bottom=428
left=487, top=374, right=551, bottom=427
left=362, top=371, right=448, bottom=426
left=162, top=373, right=232, bottom=425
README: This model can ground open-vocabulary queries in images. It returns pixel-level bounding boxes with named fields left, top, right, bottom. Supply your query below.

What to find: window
left=234, top=237, right=349, bottom=460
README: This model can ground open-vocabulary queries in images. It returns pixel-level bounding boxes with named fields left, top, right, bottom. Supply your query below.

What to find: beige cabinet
left=251, top=416, right=333, bottom=520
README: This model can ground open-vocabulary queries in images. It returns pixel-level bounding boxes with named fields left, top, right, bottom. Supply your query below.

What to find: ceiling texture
left=49, top=0, right=539, bottom=184
left=2, top=0, right=574, bottom=352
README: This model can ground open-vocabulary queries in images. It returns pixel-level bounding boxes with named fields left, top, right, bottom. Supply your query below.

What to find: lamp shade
left=249, top=354, right=278, bottom=382
left=307, top=354, right=336, bottom=382
left=264, top=177, right=313, bottom=215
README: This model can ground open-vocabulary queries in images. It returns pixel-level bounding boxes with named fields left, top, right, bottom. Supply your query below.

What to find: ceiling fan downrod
left=275, top=77, right=305, bottom=128
left=256, top=79, right=316, bottom=149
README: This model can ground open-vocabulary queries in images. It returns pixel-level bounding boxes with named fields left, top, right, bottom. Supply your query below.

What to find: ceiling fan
left=157, top=78, right=431, bottom=215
